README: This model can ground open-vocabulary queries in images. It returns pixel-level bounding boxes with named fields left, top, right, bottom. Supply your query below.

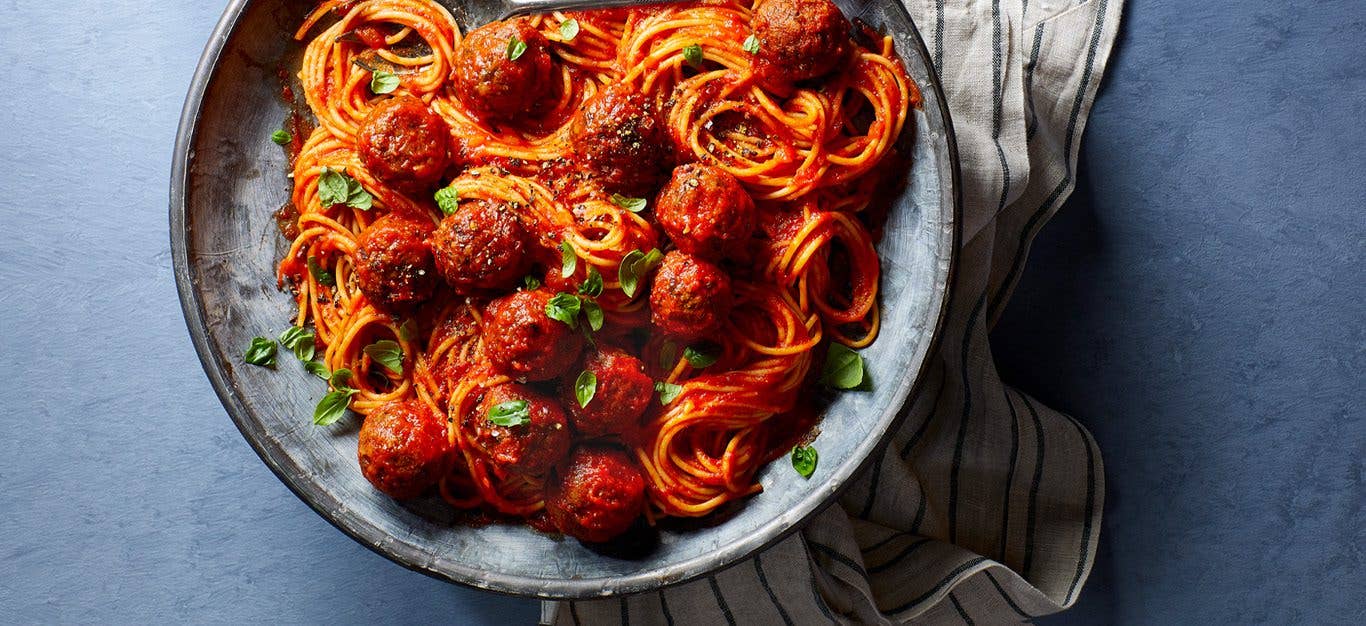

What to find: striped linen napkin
left=549, top=0, right=1125, bottom=622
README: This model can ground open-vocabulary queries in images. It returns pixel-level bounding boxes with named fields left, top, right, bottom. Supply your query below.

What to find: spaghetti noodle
left=272, top=0, right=919, bottom=541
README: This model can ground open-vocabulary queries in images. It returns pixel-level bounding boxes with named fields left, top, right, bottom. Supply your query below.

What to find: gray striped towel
left=549, top=0, right=1124, bottom=622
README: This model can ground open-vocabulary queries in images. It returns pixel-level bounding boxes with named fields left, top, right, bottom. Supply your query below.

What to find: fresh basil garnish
left=578, top=267, right=604, bottom=297
left=682, top=43, right=703, bottom=68
left=434, top=186, right=459, bottom=215
left=610, top=194, right=647, bottom=213
left=582, top=299, right=604, bottom=332
left=244, top=337, right=277, bottom=367
left=307, top=256, right=336, bottom=287
left=279, top=326, right=316, bottom=361
left=317, top=167, right=372, bottom=210
left=654, top=381, right=683, bottom=405
left=821, top=343, right=866, bottom=390
left=488, top=399, right=531, bottom=427
left=303, top=360, right=330, bottom=380
left=559, top=18, right=580, bottom=41
left=363, top=339, right=403, bottom=375
left=507, top=36, right=528, bottom=61
left=271, top=129, right=292, bottom=145
left=791, top=445, right=818, bottom=478
left=545, top=292, right=582, bottom=328
left=743, top=34, right=760, bottom=54
left=370, top=70, right=399, bottom=94
left=683, top=345, right=719, bottom=368
left=618, top=248, right=664, bottom=298
left=575, top=370, right=597, bottom=408
left=313, top=368, right=358, bottom=426
left=398, top=319, right=418, bottom=342
left=560, top=240, right=578, bottom=278
left=523, top=275, right=542, bottom=290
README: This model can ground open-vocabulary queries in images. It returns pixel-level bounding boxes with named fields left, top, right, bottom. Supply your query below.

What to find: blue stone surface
left=0, top=1, right=1360, bottom=623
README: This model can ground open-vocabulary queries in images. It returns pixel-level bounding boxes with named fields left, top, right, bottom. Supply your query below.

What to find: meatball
left=751, top=0, right=851, bottom=87
left=561, top=346, right=653, bottom=437
left=357, top=96, right=451, bottom=190
left=569, top=84, right=671, bottom=196
left=469, top=383, right=571, bottom=476
left=430, top=199, right=531, bottom=293
left=545, top=445, right=646, bottom=543
left=453, top=19, right=556, bottom=120
left=354, top=214, right=437, bottom=310
left=649, top=251, right=733, bottom=340
left=482, top=288, right=584, bottom=380
left=358, top=400, right=453, bottom=499
left=655, top=163, right=756, bottom=261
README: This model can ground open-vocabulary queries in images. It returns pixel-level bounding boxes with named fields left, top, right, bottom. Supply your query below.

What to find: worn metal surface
left=169, top=0, right=958, bottom=599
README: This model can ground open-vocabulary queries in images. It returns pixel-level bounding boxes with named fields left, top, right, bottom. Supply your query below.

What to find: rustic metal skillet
left=170, top=0, right=959, bottom=599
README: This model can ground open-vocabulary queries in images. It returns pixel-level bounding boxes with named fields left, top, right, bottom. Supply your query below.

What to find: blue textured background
left=0, top=1, right=1360, bottom=623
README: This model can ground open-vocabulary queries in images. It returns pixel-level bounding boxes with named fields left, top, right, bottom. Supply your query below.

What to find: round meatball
left=354, top=214, right=437, bottom=310
left=482, top=289, right=584, bottom=380
left=649, top=251, right=733, bottom=340
left=751, top=0, right=851, bottom=87
left=469, top=383, right=571, bottom=476
left=655, top=163, right=756, bottom=261
left=569, top=84, right=671, bottom=195
left=453, top=19, right=556, bottom=120
left=357, top=96, right=451, bottom=190
left=561, top=346, right=653, bottom=437
left=430, top=199, right=531, bottom=293
left=358, top=400, right=453, bottom=499
left=545, top=445, right=646, bottom=543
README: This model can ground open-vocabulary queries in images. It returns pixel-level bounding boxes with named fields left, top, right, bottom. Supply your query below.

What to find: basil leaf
left=640, top=248, right=665, bottom=272
left=683, top=345, right=718, bottom=369
left=523, top=275, right=542, bottom=290
left=682, top=43, right=703, bottom=68
left=345, top=177, right=373, bottom=210
left=434, top=186, right=459, bottom=215
left=655, top=381, right=683, bottom=405
left=313, top=388, right=357, bottom=425
left=821, top=343, right=865, bottom=390
left=545, top=292, right=581, bottom=328
left=271, top=129, right=292, bottom=145
left=507, top=36, right=528, bottom=61
left=364, top=339, right=404, bottom=375
left=578, top=267, right=604, bottom=297
left=318, top=168, right=372, bottom=210
left=278, top=326, right=308, bottom=350
left=574, top=370, right=597, bottom=408
left=610, top=194, right=647, bottom=213
left=618, top=247, right=666, bottom=299
left=244, top=337, right=277, bottom=367
left=329, top=368, right=354, bottom=390
left=743, top=34, right=760, bottom=54
left=398, top=319, right=418, bottom=342
left=284, top=327, right=317, bottom=362
left=487, top=399, right=530, bottom=427
left=307, top=256, right=336, bottom=287
left=582, top=299, right=604, bottom=332
left=791, top=445, right=818, bottom=478
left=370, top=70, right=400, bottom=94
left=303, top=360, right=330, bottom=380
left=560, top=241, right=578, bottom=278
left=559, top=18, right=579, bottom=41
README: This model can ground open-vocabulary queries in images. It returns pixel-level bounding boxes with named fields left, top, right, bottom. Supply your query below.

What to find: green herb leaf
left=578, top=267, right=604, bottom=297
left=582, top=299, right=604, bottom=332
left=560, top=241, right=578, bottom=278
left=304, top=360, right=330, bottom=380
left=370, top=70, right=400, bottom=94
left=545, top=292, right=582, bottom=329
left=318, top=167, right=373, bottom=210
left=743, top=34, right=760, bottom=54
left=574, top=370, right=598, bottom=408
left=617, top=247, right=664, bottom=299
left=364, top=339, right=403, bottom=375
left=507, top=36, right=528, bottom=61
left=683, top=345, right=719, bottom=369
left=434, top=186, right=459, bottom=215
left=655, top=381, right=683, bottom=405
left=523, top=275, right=542, bottom=290
left=271, top=129, right=292, bottom=145
left=244, top=337, right=278, bottom=367
left=279, top=326, right=316, bottom=361
left=791, top=445, right=818, bottom=478
left=487, top=399, right=531, bottom=427
left=329, top=368, right=354, bottom=390
left=313, top=388, right=358, bottom=425
left=307, top=256, right=336, bottom=287
left=398, top=319, right=418, bottom=342
left=610, top=194, right=647, bottom=213
left=682, top=43, right=704, bottom=68
left=559, top=18, right=580, bottom=41
left=821, top=343, right=866, bottom=390
left=658, top=341, right=679, bottom=370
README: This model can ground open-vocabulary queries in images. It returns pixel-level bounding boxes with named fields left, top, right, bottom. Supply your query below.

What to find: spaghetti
left=272, top=0, right=919, bottom=541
